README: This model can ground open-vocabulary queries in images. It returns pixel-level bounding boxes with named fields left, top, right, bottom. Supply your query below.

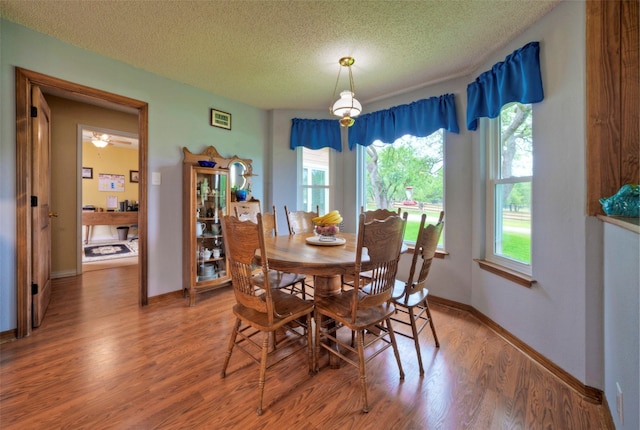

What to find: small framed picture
left=82, top=167, right=93, bottom=179
left=210, top=108, right=231, bottom=130
left=130, top=170, right=139, bottom=183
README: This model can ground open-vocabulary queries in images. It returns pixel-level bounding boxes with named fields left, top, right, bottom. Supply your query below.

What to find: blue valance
left=466, top=41, right=544, bottom=131
left=290, top=118, right=342, bottom=152
left=348, top=94, right=459, bottom=150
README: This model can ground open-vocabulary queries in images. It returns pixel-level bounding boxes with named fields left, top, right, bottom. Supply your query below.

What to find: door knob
left=48, top=212, right=59, bottom=218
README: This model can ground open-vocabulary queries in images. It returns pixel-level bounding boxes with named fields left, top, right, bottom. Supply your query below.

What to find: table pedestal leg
left=314, top=274, right=343, bottom=368
left=312, top=274, right=342, bottom=297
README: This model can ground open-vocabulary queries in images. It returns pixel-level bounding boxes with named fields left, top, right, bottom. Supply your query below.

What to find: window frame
left=358, top=131, right=446, bottom=248
left=483, top=105, right=533, bottom=276
left=297, top=146, right=333, bottom=213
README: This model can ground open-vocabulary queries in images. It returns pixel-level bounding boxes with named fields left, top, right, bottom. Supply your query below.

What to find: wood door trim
left=15, top=67, right=149, bottom=338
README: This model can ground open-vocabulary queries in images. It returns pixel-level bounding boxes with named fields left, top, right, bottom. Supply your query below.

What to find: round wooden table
left=262, top=233, right=362, bottom=297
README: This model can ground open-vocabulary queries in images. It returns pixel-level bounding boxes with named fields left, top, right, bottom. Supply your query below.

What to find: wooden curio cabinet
left=182, top=146, right=253, bottom=305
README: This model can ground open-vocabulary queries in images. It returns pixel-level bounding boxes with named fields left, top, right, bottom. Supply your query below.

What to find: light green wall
left=0, top=19, right=268, bottom=329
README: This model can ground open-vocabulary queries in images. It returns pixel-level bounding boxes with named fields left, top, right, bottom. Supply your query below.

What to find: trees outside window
left=363, top=131, right=444, bottom=244
left=486, top=103, right=533, bottom=273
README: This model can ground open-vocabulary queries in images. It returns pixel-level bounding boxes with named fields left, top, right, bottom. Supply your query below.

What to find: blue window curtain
left=466, top=41, right=544, bottom=131
left=290, top=118, right=342, bottom=152
left=348, top=93, right=459, bottom=150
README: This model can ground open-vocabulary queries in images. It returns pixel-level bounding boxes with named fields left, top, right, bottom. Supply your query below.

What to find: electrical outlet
left=616, top=382, right=624, bottom=425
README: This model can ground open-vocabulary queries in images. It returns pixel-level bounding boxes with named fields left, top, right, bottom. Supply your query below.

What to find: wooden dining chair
left=362, top=206, right=401, bottom=222
left=390, top=211, right=444, bottom=375
left=284, top=205, right=319, bottom=235
left=314, top=211, right=407, bottom=413
left=220, top=213, right=314, bottom=416
left=283, top=205, right=319, bottom=297
left=343, top=207, right=403, bottom=289
left=236, top=206, right=309, bottom=301
left=233, top=201, right=262, bottom=222
left=263, top=206, right=309, bottom=299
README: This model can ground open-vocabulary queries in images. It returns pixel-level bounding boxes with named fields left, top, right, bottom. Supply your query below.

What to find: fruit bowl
left=314, top=224, right=340, bottom=236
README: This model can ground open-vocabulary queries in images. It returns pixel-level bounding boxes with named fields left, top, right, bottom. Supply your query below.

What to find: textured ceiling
left=1, top=0, right=560, bottom=112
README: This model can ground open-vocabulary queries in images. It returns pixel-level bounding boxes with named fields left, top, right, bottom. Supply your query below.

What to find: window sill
left=474, top=259, right=536, bottom=288
left=597, top=215, right=640, bottom=234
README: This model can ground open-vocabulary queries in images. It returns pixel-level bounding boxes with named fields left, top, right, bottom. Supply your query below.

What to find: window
left=300, top=147, right=330, bottom=214
left=362, top=131, right=445, bottom=244
left=485, top=103, right=532, bottom=274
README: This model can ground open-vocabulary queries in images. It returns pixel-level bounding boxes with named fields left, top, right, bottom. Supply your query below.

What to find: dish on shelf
left=305, top=236, right=346, bottom=246
left=198, top=160, right=216, bottom=168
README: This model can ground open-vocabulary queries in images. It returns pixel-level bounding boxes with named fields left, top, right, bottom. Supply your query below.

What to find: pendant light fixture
left=329, top=57, right=362, bottom=127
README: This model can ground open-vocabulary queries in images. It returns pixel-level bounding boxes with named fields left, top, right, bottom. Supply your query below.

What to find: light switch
left=152, top=172, right=161, bottom=185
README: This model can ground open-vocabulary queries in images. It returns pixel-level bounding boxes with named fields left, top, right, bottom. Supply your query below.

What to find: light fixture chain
left=348, top=66, right=356, bottom=110
left=330, top=65, right=343, bottom=112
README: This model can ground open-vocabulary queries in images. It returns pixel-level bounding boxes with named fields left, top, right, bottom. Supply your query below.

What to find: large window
left=362, top=131, right=445, bottom=244
left=485, top=103, right=532, bottom=274
left=300, top=147, right=330, bottom=214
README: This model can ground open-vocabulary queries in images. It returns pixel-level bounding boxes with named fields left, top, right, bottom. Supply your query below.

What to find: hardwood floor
left=82, top=255, right=138, bottom=272
left=1, top=265, right=610, bottom=429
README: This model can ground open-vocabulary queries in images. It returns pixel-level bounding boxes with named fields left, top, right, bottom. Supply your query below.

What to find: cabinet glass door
left=195, top=168, right=228, bottom=283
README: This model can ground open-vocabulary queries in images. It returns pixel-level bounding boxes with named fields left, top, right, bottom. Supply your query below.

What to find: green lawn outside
left=402, top=209, right=531, bottom=264
left=501, top=230, right=531, bottom=263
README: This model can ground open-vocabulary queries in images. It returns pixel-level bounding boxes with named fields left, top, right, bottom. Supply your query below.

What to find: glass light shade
left=331, top=91, right=362, bottom=118
left=92, top=139, right=108, bottom=148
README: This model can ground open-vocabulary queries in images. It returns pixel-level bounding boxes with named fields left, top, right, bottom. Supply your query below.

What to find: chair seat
left=391, top=280, right=430, bottom=307
left=315, top=293, right=396, bottom=330
left=254, top=270, right=306, bottom=290
left=233, top=290, right=313, bottom=332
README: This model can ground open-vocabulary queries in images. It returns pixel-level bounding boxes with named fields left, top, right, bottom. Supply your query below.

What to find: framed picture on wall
left=130, top=170, right=139, bottom=183
left=210, top=109, right=231, bottom=130
left=82, top=167, right=93, bottom=179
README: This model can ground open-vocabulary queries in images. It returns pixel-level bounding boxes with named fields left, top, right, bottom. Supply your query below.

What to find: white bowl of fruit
left=312, top=210, right=342, bottom=240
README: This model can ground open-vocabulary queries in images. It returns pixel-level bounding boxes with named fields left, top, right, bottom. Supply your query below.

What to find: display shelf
left=182, top=145, right=254, bottom=306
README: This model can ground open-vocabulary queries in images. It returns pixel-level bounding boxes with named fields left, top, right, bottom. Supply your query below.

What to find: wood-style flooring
left=0, top=265, right=610, bottom=429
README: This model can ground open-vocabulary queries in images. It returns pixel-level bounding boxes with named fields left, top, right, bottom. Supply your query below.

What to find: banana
left=313, top=210, right=342, bottom=225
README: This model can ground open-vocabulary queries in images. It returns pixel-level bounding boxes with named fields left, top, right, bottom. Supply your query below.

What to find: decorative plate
left=305, top=236, right=347, bottom=246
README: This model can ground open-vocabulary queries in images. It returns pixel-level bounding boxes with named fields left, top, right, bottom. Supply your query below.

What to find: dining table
left=261, top=231, right=407, bottom=369
left=262, top=232, right=362, bottom=298
left=262, top=232, right=363, bottom=368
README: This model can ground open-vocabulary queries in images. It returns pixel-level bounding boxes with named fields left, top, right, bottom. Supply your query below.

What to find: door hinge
left=31, top=196, right=38, bottom=207
left=32, top=283, right=38, bottom=295
left=30, top=106, right=38, bottom=117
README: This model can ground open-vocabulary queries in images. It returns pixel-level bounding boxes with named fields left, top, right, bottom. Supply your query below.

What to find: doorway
left=15, top=68, right=149, bottom=338
left=79, top=126, right=139, bottom=273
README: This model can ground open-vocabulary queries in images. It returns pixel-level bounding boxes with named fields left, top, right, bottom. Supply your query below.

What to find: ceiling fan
left=91, top=132, right=133, bottom=148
